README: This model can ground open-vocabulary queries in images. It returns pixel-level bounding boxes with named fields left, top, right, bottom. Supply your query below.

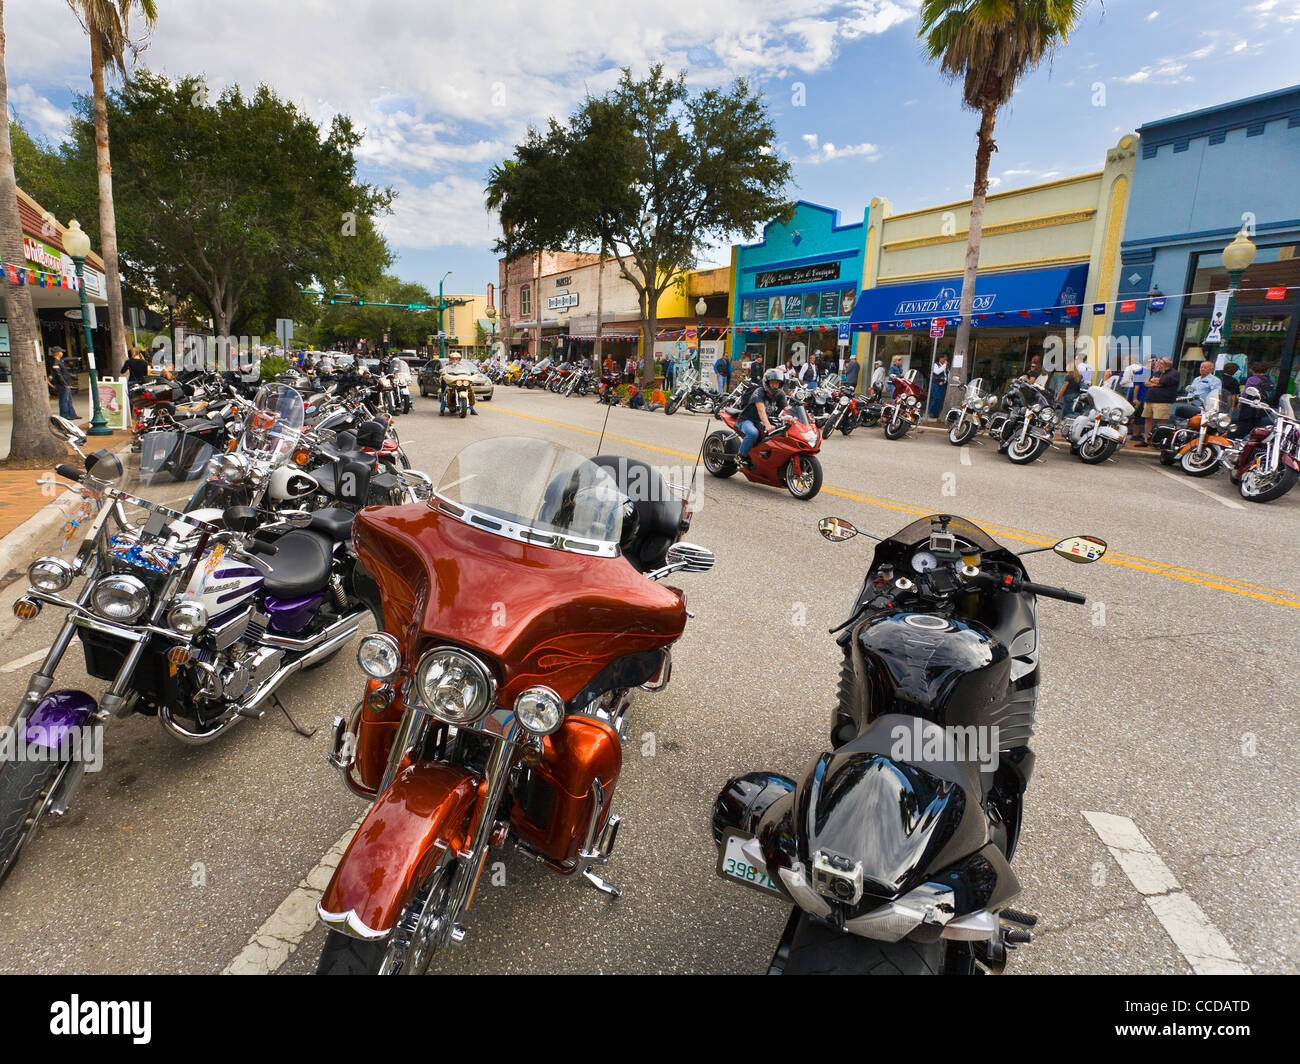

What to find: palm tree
left=66, top=0, right=157, bottom=375
left=0, top=0, right=62, bottom=462
left=485, top=160, right=519, bottom=361
left=919, top=0, right=1088, bottom=410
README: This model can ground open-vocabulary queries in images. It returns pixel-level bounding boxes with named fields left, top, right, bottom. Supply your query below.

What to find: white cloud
left=1114, top=59, right=1191, bottom=84
left=801, top=133, right=880, bottom=163
left=1146, top=10, right=1160, bottom=20
left=7, top=84, right=72, bottom=141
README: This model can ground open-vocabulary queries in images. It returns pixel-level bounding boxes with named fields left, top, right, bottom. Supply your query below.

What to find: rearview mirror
left=49, top=416, right=87, bottom=447
left=1054, top=536, right=1107, bottom=563
left=818, top=517, right=859, bottom=542
left=665, top=541, right=715, bottom=573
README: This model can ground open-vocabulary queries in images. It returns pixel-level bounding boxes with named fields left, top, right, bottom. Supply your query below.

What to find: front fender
left=21, top=690, right=97, bottom=747
left=1175, top=436, right=1231, bottom=456
left=318, top=761, right=481, bottom=939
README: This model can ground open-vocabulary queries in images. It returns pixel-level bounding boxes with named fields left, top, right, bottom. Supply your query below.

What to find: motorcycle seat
left=588, top=454, right=681, bottom=573
left=309, top=507, right=355, bottom=542
left=249, top=529, right=334, bottom=598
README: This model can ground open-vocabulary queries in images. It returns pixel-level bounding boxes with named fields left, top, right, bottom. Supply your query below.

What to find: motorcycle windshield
left=882, top=513, right=1002, bottom=554
left=965, top=378, right=983, bottom=400
left=434, top=436, right=624, bottom=553
left=1281, top=395, right=1297, bottom=421
left=239, top=383, right=304, bottom=467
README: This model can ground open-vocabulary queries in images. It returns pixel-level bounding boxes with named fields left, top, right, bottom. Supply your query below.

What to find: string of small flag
left=1, top=259, right=83, bottom=290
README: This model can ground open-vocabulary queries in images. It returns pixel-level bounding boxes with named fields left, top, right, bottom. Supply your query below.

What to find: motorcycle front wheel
left=317, top=857, right=457, bottom=975
left=783, top=913, right=944, bottom=974
left=665, top=392, right=684, bottom=416
left=948, top=419, right=977, bottom=446
left=783, top=456, right=823, bottom=500
left=1240, top=461, right=1298, bottom=503
left=1007, top=433, right=1047, bottom=464
left=1077, top=435, right=1118, bottom=465
left=1180, top=443, right=1222, bottom=477
left=883, top=418, right=908, bottom=440
left=0, top=757, right=69, bottom=888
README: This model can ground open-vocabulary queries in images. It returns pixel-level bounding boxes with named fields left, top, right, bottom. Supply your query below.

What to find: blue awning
left=848, top=263, right=1089, bottom=331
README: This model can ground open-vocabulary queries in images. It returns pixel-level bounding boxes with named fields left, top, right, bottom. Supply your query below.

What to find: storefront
left=730, top=201, right=866, bottom=372
left=0, top=188, right=109, bottom=388
left=1114, top=86, right=1300, bottom=397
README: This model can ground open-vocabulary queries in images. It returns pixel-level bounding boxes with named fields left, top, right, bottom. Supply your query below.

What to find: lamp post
left=438, top=270, right=452, bottom=365
left=694, top=297, right=707, bottom=377
left=485, top=304, right=497, bottom=360
left=161, top=290, right=177, bottom=369
left=556, top=313, right=567, bottom=362
left=64, top=220, right=110, bottom=436
left=1219, top=226, right=1257, bottom=389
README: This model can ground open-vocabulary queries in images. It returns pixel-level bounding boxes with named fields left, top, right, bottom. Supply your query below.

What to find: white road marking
left=959, top=448, right=971, bottom=466
left=1154, top=469, right=1245, bottom=510
left=223, top=817, right=362, bottom=975
left=1082, top=811, right=1250, bottom=975
left=0, top=649, right=47, bottom=673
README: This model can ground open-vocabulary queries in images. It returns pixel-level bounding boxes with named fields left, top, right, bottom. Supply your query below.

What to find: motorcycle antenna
left=595, top=390, right=615, bottom=456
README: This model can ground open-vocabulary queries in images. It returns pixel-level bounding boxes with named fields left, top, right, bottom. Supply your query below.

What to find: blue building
left=1115, top=85, right=1300, bottom=396
left=729, top=201, right=867, bottom=371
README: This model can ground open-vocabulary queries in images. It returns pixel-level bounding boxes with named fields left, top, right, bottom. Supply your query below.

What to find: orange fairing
left=353, top=502, right=687, bottom=705
left=320, top=762, right=480, bottom=935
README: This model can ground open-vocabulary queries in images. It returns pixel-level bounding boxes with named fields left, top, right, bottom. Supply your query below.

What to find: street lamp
left=161, top=290, right=177, bottom=368
left=557, top=313, right=567, bottom=362
left=438, top=270, right=452, bottom=365
left=485, top=304, right=497, bottom=359
left=64, top=220, right=110, bottom=436
left=1218, top=227, right=1257, bottom=390
left=694, top=297, right=707, bottom=376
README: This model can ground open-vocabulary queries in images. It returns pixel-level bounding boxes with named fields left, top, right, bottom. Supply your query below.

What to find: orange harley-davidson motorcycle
left=315, top=436, right=712, bottom=973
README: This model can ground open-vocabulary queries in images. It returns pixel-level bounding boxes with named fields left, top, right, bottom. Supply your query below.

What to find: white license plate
left=716, top=829, right=782, bottom=898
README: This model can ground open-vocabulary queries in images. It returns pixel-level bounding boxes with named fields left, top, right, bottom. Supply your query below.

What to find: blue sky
left=7, top=1, right=1299, bottom=302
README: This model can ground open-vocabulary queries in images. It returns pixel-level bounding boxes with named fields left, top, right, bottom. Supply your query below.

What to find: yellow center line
left=481, top=403, right=1300, bottom=610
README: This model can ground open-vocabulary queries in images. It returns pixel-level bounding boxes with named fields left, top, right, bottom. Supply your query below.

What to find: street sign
left=930, top=318, right=946, bottom=339
left=837, top=323, right=850, bottom=346
left=407, top=303, right=431, bottom=311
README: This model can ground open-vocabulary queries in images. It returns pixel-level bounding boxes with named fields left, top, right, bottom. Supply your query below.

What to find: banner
left=1204, top=291, right=1230, bottom=344
left=97, top=378, right=130, bottom=431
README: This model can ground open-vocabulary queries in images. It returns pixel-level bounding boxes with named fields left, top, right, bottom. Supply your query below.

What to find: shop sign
left=547, top=291, right=579, bottom=310
left=755, top=261, right=841, bottom=289
left=894, top=285, right=993, bottom=317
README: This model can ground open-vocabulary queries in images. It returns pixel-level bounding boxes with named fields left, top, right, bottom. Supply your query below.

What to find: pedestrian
left=714, top=353, right=732, bottom=393
left=125, top=347, right=150, bottom=385
left=928, top=354, right=949, bottom=419
left=664, top=357, right=676, bottom=391
left=889, top=355, right=903, bottom=378
left=1056, top=366, right=1083, bottom=417
left=1188, top=360, right=1222, bottom=405
left=844, top=356, right=860, bottom=394
left=1216, top=362, right=1241, bottom=409
left=749, top=355, right=764, bottom=383
left=47, top=347, right=77, bottom=420
left=1244, top=363, right=1275, bottom=399
left=1076, top=356, right=1093, bottom=386
left=1138, top=357, right=1180, bottom=445
left=797, top=357, right=818, bottom=392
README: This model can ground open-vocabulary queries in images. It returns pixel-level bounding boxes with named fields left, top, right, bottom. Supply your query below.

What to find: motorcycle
left=1149, top=394, right=1204, bottom=467
left=0, top=414, right=383, bottom=887
left=665, top=368, right=722, bottom=416
left=314, top=436, right=711, bottom=973
left=1166, top=392, right=1234, bottom=477
left=1223, top=390, right=1300, bottom=503
left=441, top=371, right=476, bottom=418
left=996, top=381, right=1061, bottom=465
left=703, top=385, right=824, bottom=500
left=712, top=512, right=1105, bottom=974
left=523, top=357, right=553, bottom=389
left=880, top=370, right=925, bottom=440
left=563, top=364, right=594, bottom=397
left=945, top=378, right=997, bottom=446
left=1062, top=379, right=1135, bottom=464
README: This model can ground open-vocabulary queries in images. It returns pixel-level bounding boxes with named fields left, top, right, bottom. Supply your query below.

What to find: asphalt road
left=0, top=387, right=1295, bottom=974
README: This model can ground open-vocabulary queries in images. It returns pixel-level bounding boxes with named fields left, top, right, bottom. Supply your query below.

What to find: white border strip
left=1082, top=810, right=1250, bottom=975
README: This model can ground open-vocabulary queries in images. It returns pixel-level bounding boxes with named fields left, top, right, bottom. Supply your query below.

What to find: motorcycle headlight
left=167, top=600, right=208, bottom=635
left=28, top=556, right=73, bottom=593
left=91, top=574, right=149, bottom=623
left=415, top=646, right=494, bottom=724
left=1215, top=413, right=1232, bottom=430
left=357, top=632, right=401, bottom=680
left=217, top=452, right=250, bottom=482
left=1032, top=403, right=1043, bottom=414
left=514, top=686, right=564, bottom=735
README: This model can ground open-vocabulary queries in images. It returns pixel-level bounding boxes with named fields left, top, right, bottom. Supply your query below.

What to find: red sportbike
left=880, top=369, right=925, bottom=440
left=315, top=437, right=712, bottom=973
left=702, top=386, right=824, bottom=499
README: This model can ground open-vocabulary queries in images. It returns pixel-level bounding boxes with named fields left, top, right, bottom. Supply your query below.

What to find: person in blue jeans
left=738, top=369, right=787, bottom=467
left=47, top=348, right=77, bottom=420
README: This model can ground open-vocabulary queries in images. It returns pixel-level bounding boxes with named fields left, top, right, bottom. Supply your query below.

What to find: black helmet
left=763, top=368, right=783, bottom=385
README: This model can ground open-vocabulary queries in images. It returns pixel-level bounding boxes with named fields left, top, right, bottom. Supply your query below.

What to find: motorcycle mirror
left=49, top=415, right=87, bottom=447
left=818, top=517, right=859, bottom=542
left=1053, top=535, right=1107, bottom=563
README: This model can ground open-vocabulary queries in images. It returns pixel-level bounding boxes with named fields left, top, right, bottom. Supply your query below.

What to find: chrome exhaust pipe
left=159, top=610, right=365, bottom=745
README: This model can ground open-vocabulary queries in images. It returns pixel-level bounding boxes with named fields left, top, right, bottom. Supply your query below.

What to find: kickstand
left=272, top=694, right=317, bottom=738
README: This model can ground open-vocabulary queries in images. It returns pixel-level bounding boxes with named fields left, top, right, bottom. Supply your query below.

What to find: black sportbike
left=712, top=513, right=1105, bottom=974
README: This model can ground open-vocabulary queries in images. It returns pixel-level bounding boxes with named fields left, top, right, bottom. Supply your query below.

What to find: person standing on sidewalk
left=47, top=348, right=77, bottom=421
left=928, top=354, right=949, bottom=419
left=1138, top=357, right=1180, bottom=446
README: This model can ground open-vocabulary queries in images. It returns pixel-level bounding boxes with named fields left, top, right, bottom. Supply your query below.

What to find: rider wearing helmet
left=738, top=368, right=788, bottom=467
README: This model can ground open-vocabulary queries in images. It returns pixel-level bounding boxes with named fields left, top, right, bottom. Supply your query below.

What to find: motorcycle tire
left=883, top=419, right=909, bottom=441
left=665, top=393, right=684, bottom=416
left=0, top=757, right=66, bottom=889
left=525, top=378, right=536, bottom=389
left=783, top=456, right=823, bottom=500
left=839, top=418, right=856, bottom=437
left=1006, top=434, right=1048, bottom=464
left=460, top=403, right=468, bottom=419
left=1077, top=436, right=1118, bottom=465
left=1179, top=444, right=1222, bottom=478
left=1239, top=462, right=1298, bottom=503
left=948, top=420, right=977, bottom=446
left=703, top=432, right=738, bottom=478
left=783, top=913, right=945, bottom=974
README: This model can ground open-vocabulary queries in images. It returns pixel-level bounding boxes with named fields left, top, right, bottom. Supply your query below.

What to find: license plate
left=716, top=829, right=782, bottom=898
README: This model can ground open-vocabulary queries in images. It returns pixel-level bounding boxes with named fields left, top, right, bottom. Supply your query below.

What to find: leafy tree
left=65, top=0, right=158, bottom=373
left=311, top=275, right=440, bottom=350
left=0, top=0, right=63, bottom=460
left=489, top=66, right=792, bottom=385
left=919, top=0, right=1089, bottom=409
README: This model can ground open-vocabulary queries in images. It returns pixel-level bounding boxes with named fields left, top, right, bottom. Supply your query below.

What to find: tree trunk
left=946, top=95, right=999, bottom=413
left=641, top=286, right=658, bottom=388
left=90, top=33, right=129, bottom=376
left=0, top=1, right=62, bottom=462
left=594, top=242, right=605, bottom=363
